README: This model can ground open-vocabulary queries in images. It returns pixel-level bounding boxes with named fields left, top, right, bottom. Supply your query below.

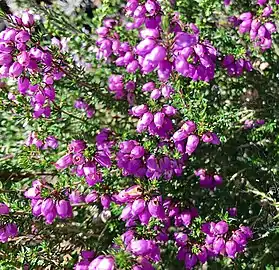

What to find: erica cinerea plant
left=0, top=0, right=279, bottom=269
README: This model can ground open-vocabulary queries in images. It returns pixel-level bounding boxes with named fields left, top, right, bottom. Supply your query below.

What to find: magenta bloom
left=0, top=203, right=10, bottom=215
left=131, top=145, right=145, bottom=158
left=214, top=220, right=229, bottom=235
left=21, top=12, right=35, bottom=27
left=225, top=240, right=237, bottom=258
left=9, top=62, right=23, bottom=77
left=89, top=255, right=115, bottom=270
left=185, top=135, right=199, bottom=155
left=68, top=140, right=86, bottom=153
left=56, top=200, right=73, bottom=218
left=148, top=197, right=165, bottom=219
left=55, top=154, right=73, bottom=170
left=101, top=194, right=111, bottom=209
left=41, top=198, right=55, bottom=216
left=132, top=198, right=145, bottom=215
left=154, top=112, right=165, bottom=128
left=213, top=237, right=225, bottom=254
left=129, top=239, right=153, bottom=256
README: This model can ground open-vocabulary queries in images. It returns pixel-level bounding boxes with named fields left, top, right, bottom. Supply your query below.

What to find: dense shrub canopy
left=0, top=0, right=279, bottom=269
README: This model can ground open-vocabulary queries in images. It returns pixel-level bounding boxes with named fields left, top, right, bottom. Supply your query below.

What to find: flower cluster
left=173, top=31, right=217, bottom=82
left=74, top=99, right=95, bottom=119
left=116, top=140, right=185, bottom=180
left=243, top=119, right=265, bottom=129
left=222, top=55, right=253, bottom=76
left=25, top=132, right=59, bottom=149
left=141, top=81, right=174, bottom=100
left=0, top=12, right=64, bottom=118
left=176, top=221, right=253, bottom=269
left=24, top=179, right=73, bottom=224
left=0, top=203, right=18, bottom=243
left=55, top=130, right=113, bottom=186
left=132, top=104, right=175, bottom=137
left=97, top=1, right=218, bottom=92
left=108, top=75, right=136, bottom=103
left=237, top=11, right=277, bottom=50
left=125, top=0, right=162, bottom=30
left=194, top=169, right=223, bottom=189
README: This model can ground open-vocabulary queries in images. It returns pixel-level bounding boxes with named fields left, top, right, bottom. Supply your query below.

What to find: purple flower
left=129, top=239, right=152, bottom=256
left=142, top=81, right=156, bottom=92
left=0, top=53, right=13, bottom=65
left=262, top=6, right=273, bottom=17
left=5, top=223, right=18, bottom=238
left=41, top=198, right=55, bottom=216
left=132, top=198, right=145, bottom=215
left=85, top=191, right=98, bottom=204
left=121, top=230, right=135, bottom=246
left=55, top=154, right=73, bottom=170
left=45, top=136, right=58, bottom=149
left=153, top=112, right=165, bottom=128
left=174, top=32, right=198, bottom=49
left=184, top=253, right=197, bottom=269
left=17, top=51, right=30, bottom=66
left=197, top=246, right=207, bottom=263
left=214, top=221, right=229, bottom=235
left=95, top=152, right=111, bottom=168
left=174, top=232, right=188, bottom=246
left=89, top=255, right=115, bottom=270
left=185, top=135, right=199, bottom=155
left=131, top=146, right=145, bottom=158
left=201, top=132, right=220, bottom=145
left=180, top=211, right=192, bottom=226
left=239, top=12, right=252, bottom=21
left=56, top=200, right=73, bottom=218
left=138, top=207, right=151, bottom=225
left=132, top=105, right=148, bottom=117
left=9, top=62, right=23, bottom=77
left=0, top=203, right=10, bottom=215
left=225, top=240, right=237, bottom=258
left=101, top=194, right=111, bottom=209
left=173, top=129, right=188, bottom=142
left=69, top=190, right=85, bottom=204
left=148, top=46, right=166, bottom=62
left=136, top=38, right=157, bottom=56
left=213, top=237, right=225, bottom=254
left=148, top=197, right=165, bottom=219
left=15, top=30, right=30, bottom=43
left=22, top=12, right=35, bottom=27
left=68, top=140, right=86, bottom=153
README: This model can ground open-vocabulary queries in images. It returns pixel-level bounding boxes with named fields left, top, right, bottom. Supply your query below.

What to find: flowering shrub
left=0, top=0, right=279, bottom=269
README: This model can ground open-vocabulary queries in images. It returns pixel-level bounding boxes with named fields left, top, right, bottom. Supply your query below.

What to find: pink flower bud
left=0, top=53, right=13, bottom=65
left=154, top=112, right=165, bottom=128
left=17, top=51, right=30, bottom=66
left=56, top=200, right=73, bottom=218
left=185, top=135, right=199, bottom=155
left=18, top=77, right=30, bottom=94
left=15, top=30, right=30, bottom=43
left=22, top=12, right=35, bottom=27
left=9, top=62, right=23, bottom=77
left=55, top=154, right=73, bottom=170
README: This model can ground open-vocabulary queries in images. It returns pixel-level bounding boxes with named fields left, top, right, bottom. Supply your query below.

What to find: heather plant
left=0, top=0, right=279, bottom=269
